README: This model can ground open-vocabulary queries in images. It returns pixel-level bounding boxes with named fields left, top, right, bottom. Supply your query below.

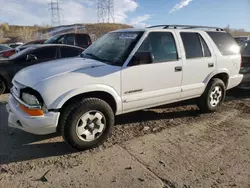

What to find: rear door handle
left=175, top=66, right=182, bottom=72
left=208, top=63, right=214, bottom=68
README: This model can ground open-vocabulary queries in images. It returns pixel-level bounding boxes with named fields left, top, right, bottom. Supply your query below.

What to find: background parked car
left=15, top=39, right=47, bottom=51
left=7, top=42, right=24, bottom=48
left=234, top=36, right=249, bottom=44
left=0, top=48, right=16, bottom=58
left=238, top=40, right=250, bottom=89
left=44, top=33, right=92, bottom=48
left=0, top=44, right=84, bottom=94
left=0, top=44, right=12, bottom=52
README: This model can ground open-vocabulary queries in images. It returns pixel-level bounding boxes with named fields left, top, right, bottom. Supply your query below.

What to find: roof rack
left=147, top=25, right=224, bottom=31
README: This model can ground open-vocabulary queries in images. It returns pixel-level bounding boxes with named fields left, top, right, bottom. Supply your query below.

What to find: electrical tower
left=97, top=0, right=115, bottom=23
left=49, top=0, right=61, bottom=26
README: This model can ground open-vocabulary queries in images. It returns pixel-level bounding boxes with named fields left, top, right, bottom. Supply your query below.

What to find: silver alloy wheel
left=76, top=110, right=106, bottom=142
left=209, top=86, right=222, bottom=107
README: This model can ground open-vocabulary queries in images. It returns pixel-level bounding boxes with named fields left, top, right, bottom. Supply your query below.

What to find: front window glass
left=81, top=32, right=143, bottom=66
left=137, top=32, right=178, bottom=63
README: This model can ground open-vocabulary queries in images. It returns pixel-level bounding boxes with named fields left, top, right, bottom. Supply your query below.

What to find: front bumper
left=6, top=94, right=60, bottom=135
left=237, top=73, right=250, bottom=89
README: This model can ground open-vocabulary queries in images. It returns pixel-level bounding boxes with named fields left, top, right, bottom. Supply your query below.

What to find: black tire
left=0, top=77, right=6, bottom=95
left=60, top=98, right=114, bottom=151
left=198, top=78, right=226, bottom=113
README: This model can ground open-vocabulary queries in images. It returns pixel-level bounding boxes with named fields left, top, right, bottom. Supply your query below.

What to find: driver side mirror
left=129, top=51, right=153, bottom=66
left=26, top=54, right=37, bottom=61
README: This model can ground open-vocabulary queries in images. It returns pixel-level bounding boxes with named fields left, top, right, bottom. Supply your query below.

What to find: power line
left=97, top=0, right=115, bottom=23
left=49, top=0, right=61, bottom=26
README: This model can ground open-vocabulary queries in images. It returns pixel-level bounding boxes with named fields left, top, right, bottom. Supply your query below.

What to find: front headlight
left=21, top=92, right=40, bottom=106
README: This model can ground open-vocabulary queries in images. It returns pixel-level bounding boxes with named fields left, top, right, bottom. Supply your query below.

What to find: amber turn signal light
left=19, top=104, right=44, bottom=116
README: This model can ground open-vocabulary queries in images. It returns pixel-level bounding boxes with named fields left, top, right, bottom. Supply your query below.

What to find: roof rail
left=147, top=25, right=224, bottom=31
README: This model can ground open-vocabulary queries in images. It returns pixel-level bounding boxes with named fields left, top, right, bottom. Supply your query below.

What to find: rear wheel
left=198, top=78, right=226, bottom=113
left=60, top=98, right=114, bottom=150
left=0, top=78, right=6, bottom=95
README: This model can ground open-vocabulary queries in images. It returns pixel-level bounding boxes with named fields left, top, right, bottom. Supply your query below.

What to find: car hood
left=14, top=57, right=107, bottom=87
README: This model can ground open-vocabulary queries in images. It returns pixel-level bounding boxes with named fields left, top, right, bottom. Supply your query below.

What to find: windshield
left=44, top=35, right=61, bottom=44
left=81, top=31, right=143, bottom=66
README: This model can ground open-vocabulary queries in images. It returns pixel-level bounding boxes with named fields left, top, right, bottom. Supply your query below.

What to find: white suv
left=6, top=25, right=243, bottom=150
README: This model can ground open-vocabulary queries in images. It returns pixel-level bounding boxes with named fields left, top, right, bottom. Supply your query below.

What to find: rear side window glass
left=76, top=35, right=91, bottom=46
left=200, top=36, right=211, bottom=57
left=181, top=32, right=203, bottom=58
left=207, top=32, right=239, bottom=55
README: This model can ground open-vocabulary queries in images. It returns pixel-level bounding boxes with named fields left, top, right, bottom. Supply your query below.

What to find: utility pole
left=97, top=0, right=115, bottom=23
left=49, top=0, right=61, bottom=26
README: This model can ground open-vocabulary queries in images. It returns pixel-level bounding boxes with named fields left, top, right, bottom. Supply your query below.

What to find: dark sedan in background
left=238, top=40, right=250, bottom=89
left=0, top=44, right=84, bottom=94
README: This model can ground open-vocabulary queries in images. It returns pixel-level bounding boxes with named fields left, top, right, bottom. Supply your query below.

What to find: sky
left=0, top=0, right=249, bottom=30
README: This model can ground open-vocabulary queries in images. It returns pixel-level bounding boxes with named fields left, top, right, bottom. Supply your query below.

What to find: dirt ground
left=0, top=88, right=250, bottom=188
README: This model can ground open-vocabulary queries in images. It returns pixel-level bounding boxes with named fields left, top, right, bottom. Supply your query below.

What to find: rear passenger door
left=59, top=46, right=83, bottom=58
left=179, top=31, right=216, bottom=99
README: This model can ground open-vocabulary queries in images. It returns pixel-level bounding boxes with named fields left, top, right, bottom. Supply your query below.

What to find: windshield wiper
left=84, top=53, right=100, bottom=60
left=82, top=53, right=111, bottom=64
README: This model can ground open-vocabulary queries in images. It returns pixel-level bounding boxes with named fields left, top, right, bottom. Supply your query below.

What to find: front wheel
left=60, top=98, right=114, bottom=150
left=198, top=78, right=226, bottom=113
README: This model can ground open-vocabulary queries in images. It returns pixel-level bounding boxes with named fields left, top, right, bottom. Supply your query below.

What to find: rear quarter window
left=207, top=32, right=239, bottom=56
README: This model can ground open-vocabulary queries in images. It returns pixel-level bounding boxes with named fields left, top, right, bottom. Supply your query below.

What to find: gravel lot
left=0, top=88, right=250, bottom=187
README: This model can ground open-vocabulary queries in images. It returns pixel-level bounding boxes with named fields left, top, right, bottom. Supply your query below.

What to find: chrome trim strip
left=11, top=90, right=42, bottom=110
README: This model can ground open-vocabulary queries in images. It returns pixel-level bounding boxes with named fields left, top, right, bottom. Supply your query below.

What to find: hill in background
left=0, top=23, right=249, bottom=44
left=0, top=23, right=132, bottom=43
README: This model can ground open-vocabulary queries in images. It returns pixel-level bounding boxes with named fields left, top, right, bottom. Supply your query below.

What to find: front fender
left=49, top=84, right=122, bottom=114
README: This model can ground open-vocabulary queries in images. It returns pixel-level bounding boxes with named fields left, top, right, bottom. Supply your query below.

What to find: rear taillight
left=3, top=50, right=15, bottom=58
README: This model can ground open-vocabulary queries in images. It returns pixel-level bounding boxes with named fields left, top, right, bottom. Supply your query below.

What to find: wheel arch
left=50, top=85, right=122, bottom=115
left=0, top=73, right=9, bottom=92
left=205, top=69, right=230, bottom=89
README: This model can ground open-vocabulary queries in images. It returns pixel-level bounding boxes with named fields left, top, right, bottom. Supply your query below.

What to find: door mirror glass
left=130, top=51, right=153, bottom=66
left=26, top=54, right=37, bottom=61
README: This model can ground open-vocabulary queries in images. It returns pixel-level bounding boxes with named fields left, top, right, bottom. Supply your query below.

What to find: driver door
left=121, top=31, right=183, bottom=113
